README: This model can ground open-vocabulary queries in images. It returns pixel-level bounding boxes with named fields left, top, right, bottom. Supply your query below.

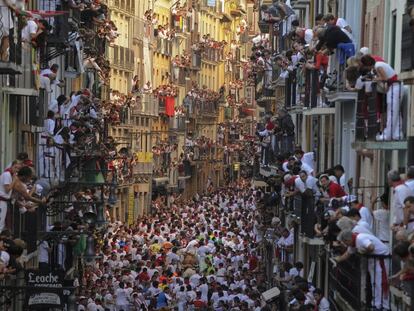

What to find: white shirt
left=355, top=233, right=389, bottom=255
left=393, top=183, right=413, bottom=225
left=373, top=209, right=390, bottom=242
left=317, top=297, right=330, bottom=311
left=22, top=20, right=37, bottom=42
left=352, top=219, right=372, bottom=234
left=277, top=233, right=294, bottom=247
left=38, top=241, right=50, bottom=263
left=288, top=267, right=304, bottom=278
left=0, top=170, right=12, bottom=199
left=336, top=17, right=353, bottom=41
left=374, top=62, right=397, bottom=79
left=198, top=283, right=209, bottom=302
left=358, top=206, right=373, bottom=230
left=406, top=179, right=414, bottom=193
left=294, top=176, right=320, bottom=196
left=304, top=29, right=313, bottom=44
left=115, top=288, right=129, bottom=306
left=103, top=293, right=115, bottom=311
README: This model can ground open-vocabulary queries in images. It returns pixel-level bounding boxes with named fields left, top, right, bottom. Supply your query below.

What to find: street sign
left=25, top=270, right=73, bottom=309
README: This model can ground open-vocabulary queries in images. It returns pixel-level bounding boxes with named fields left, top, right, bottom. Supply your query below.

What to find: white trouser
left=178, top=301, right=186, bottom=311
left=383, top=82, right=402, bottom=140
left=368, top=258, right=390, bottom=309
left=0, top=201, right=8, bottom=232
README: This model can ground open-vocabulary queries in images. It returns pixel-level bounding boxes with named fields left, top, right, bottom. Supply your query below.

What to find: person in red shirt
left=138, top=267, right=150, bottom=282
left=319, top=174, right=346, bottom=200
left=192, top=291, right=207, bottom=309
left=248, top=251, right=259, bottom=271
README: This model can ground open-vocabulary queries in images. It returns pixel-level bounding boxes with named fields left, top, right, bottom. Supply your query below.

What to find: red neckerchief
left=351, top=233, right=359, bottom=247
left=379, top=258, right=389, bottom=295
left=355, top=203, right=364, bottom=210
left=3, top=168, right=14, bottom=176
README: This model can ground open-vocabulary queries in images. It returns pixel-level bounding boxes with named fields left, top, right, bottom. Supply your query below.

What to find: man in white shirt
left=338, top=230, right=390, bottom=310
left=276, top=228, right=294, bottom=263
left=387, top=170, right=414, bottom=229
left=405, top=166, right=414, bottom=193
left=21, top=17, right=38, bottom=46
left=373, top=193, right=390, bottom=244
left=294, top=170, right=320, bottom=200
left=294, top=150, right=314, bottom=171
left=115, top=282, right=129, bottom=311
left=403, top=196, right=414, bottom=233
left=347, top=197, right=373, bottom=230
left=324, top=14, right=353, bottom=41
left=38, top=240, right=51, bottom=270
left=78, top=296, right=88, bottom=311
left=0, top=161, right=22, bottom=231
left=347, top=208, right=373, bottom=233
left=313, top=288, right=330, bottom=311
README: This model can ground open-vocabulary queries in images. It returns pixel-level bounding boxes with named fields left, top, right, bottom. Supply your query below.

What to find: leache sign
left=25, top=270, right=72, bottom=309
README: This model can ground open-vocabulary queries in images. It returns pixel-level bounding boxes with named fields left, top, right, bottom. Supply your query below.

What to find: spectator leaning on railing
left=337, top=229, right=390, bottom=310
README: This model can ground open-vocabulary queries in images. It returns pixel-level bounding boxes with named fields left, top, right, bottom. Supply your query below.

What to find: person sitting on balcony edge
left=337, top=229, right=390, bottom=310
left=314, top=24, right=352, bottom=55
left=360, top=55, right=404, bottom=141
left=323, top=14, right=353, bottom=42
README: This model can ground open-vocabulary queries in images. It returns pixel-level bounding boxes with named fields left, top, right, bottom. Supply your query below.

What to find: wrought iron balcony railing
left=355, top=81, right=408, bottom=142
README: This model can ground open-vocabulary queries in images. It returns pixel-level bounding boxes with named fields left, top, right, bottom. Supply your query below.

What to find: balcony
left=353, top=82, right=409, bottom=150
left=109, top=0, right=135, bottom=14
left=192, top=52, right=202, bottom=70
left=178, top=160, right=192, bottom=179
left=169, top=116, right=186, bottom=132
left=158, top=97, right=166, bottom=114
left=156, top=38, right=172, bottom=57
left=328, top=252, right=396, bottom=311
left=133, top=18, right=146, bottom=41
left=197, top=99, right=218, bottom=117
left=173, top=68, right=189, bottom=86
left=229, top=2, right=245, bottom=17
left=0, top=28, right=36, bottom=90
left=133, top=94, right=158, bottom=116
left=110, top=45, right=135, bottom=71
left=202, top=47, right=222, bottom=64
left=133, top=152, right=153, bottom=175
left=0, top=8, right=21, bottom=76
left=198, top=0, right=221, bottom=13
left=172, top=14, right=191, bottom=34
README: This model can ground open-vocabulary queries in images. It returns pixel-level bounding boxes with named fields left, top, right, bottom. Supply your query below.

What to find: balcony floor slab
left=352, top=140, right=408, bottom=150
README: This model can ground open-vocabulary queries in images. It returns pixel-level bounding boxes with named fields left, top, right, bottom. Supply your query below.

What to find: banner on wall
left=165, top=96, right=175, bottom=117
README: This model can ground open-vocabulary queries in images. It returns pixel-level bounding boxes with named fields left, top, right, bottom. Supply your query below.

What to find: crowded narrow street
left=1, top=0, right=414, bottom=310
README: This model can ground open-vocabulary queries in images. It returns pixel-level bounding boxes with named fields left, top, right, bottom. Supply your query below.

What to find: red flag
left=165, top=96, right=175, bottom=117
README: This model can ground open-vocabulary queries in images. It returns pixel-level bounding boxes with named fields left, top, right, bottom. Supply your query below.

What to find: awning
left=252, top=180, right=268, bottom=187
